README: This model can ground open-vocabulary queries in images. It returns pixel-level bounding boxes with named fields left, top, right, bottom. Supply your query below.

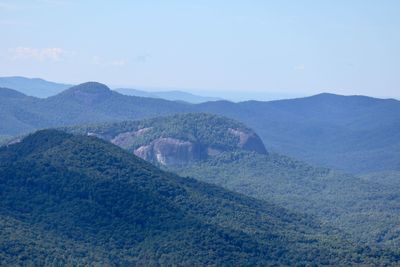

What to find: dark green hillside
left=0, top=87, right=48, bottom=135
left=173, top=151, right=400, bottom=248
left=0, top=130, right=395, bottom=265
left=68, top=113, right=400, bottom=249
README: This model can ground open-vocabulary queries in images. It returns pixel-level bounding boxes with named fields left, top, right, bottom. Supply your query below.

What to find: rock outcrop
left=125, top=127, right=267, bottom=166
left=74, top=113, right=268, bottom=167
left=133, top=138, right=206, bottom=166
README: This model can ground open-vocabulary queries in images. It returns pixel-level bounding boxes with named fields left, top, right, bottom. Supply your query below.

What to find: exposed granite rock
left=228, top=128, right=268, bottom=155
left=73, top=114, right=268, bottom=167
left=134, top=137, right=206, bottom=166
left=111, top=128, right=151, bottom=148
left=128, top=128, right=267, bottom=166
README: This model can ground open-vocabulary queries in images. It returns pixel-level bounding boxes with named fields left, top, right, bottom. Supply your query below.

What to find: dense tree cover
left=60, top=113, right=400, bottom=249
left=172, top=151, right=400, bottom=248
left=194, top=93, right=400, bottom=173
left=361, top=171, right=400, bottom=187
left=0, top=130, right=397, bottom=265
left=65, top=113, right=262, bottom=153
left=1, top=83, right=399, bottom=173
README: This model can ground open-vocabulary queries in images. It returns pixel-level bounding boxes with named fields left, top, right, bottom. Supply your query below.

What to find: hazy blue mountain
left=0, top=76, right=72, bottom=98
left=115, top=88, right=155, bottom=98
left=116, top=88, right=222, bottom=103
left=0, top=82, right=191, bottom=136
left=361, top=170, right=400, bottom=187
left=2, top=129, right=393, bottom=265
left=1, top=82, right=399, bottom=173
left=195, top=93, right=400, bottom=173
left=63, top=113, right=400, bottom=248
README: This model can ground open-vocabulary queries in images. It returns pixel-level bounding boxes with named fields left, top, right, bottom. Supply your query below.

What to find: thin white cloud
left=9, top=47, right=67, bottom=61
left=294, top=64, right=305, bottom=71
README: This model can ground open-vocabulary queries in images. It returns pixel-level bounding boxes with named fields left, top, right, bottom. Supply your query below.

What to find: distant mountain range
left=2, top=129, right=393, bottom=265
left=1, top=81, right=399, bottom=173
left=0, top=76, right=221, bottom=103
left=195, top=93, right=400, bottom=173
left=0, top=76, right=72, bottom=98
left=116, top=88, right=222, bottom=103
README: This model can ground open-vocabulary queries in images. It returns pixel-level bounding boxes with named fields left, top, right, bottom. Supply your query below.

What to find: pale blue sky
left=1, top=0, right=399, bottom=99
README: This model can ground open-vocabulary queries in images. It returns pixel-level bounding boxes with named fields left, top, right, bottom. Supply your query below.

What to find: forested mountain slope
left=1, top=82, right=399, bottom=173
left=195, top=93, right=400, bottom=173
left=66, top=113, right=400, bottom=248
left=1, top=130, right=395, bottom=265
left=65, top=113, right=267, bottom=166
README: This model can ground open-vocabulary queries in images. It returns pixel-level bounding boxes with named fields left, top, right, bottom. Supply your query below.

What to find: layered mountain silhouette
left=1, top=81, right=399, bottom=173
left=195, top=93, right=400, bottom=173
left=0, top=76, right=220, bottom=103
left=0, top=76, right=72, bottom=98
left=1, top=129, right=395, bottom=265
left=64, top=113, right=400, bottom=248
left=116, top=88, right=222, bottom=103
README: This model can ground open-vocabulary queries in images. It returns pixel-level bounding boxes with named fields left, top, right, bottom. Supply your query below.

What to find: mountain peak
left=67, top=82, right=111, bottom=94
left=54, top=82, right=114, bottom=104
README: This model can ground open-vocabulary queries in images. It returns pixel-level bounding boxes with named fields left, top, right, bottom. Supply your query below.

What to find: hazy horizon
left=3, top=75, right=400, bottom=102
left=1, top=1, right=399, bottom=99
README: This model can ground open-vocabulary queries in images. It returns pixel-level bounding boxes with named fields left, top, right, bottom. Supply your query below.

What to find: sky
left=0, top=0, right=399, bottom=100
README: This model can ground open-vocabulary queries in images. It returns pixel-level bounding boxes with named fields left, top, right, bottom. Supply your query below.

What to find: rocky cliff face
left=69, top=113, right=268, bottom=167
left=228, top=128, right=268, bottom=155
left=108, top=127, right=267, bottom=167
left=133, top=137, right=206, bottom=166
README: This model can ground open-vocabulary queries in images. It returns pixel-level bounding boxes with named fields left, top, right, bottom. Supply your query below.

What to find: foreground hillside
left=63, top=113, right=400, bottom=248
left=0, top=130, right=397, bottom=265
left=1, top=82, right=399, bottom=173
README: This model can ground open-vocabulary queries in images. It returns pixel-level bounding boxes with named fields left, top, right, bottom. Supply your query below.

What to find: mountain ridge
left=0, top=76, right=72, bottom=98
left=61, top=113, right=400, bottom=248
left=1, top=129, right=393, bottom=265
left=1, top=81, right=399, bottom=173
left=116, top=87, right=222, bottom=103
